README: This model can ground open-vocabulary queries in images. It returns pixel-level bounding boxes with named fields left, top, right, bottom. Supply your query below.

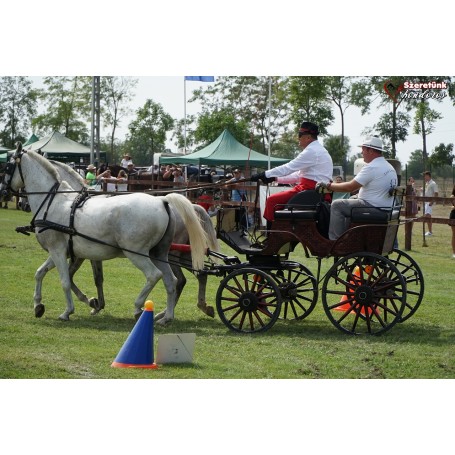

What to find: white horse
left=36, top=160, right=219, bottom=318
left=1, top=147, right=208, bottom=323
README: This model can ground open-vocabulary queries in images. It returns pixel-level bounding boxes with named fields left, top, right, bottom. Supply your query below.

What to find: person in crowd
left=84, top=164, right=97, bottom=186
left=226, top=168, right=248, bottom=231
left=162, top=165, right=175, bottom=181
left=97, top=168, right=116, bottom=191
left=121, top=153, right=133, bottom=168
left=317, top=136, right=397, bottom=241
left=331, top=175, right=350, bottom=200
left=450, top=184, right=455, bottom=259
left=421, top=171, right=439, bottom=236
left=172, top=167, right=185, bottom=186
left=251, top=121, right=333, bottom=230
left=116, top=169, right=128, bottom=192
left=126, top=162, right=137, bottom=176
left=408, top=176, right=418, bottom=217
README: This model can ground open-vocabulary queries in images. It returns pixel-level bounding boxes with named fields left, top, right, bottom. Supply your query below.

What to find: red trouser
left=263, top=178, right=318, bottom=221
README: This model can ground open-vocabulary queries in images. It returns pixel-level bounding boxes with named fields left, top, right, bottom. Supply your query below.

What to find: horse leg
left=151, top=256, right=178, bottom=325
left=68, top=258, right=91, bottom=307
left=124, top=253, right=167, bottom=321
left=197, top=272, right=214, bottom=318
left=34, top=256, right=56, bottom=318
left=170, top=262, right=186, bottom=308
left=49, top=250, right=76, bottom=321
left=89, top=261, right=105, bottom=315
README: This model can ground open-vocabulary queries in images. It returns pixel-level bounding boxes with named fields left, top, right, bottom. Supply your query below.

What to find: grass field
left=1, top=204, right=454, bottom=380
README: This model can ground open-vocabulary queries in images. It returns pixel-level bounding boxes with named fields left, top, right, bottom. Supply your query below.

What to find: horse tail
left=193, top=204, right=220, bottom=253
left=162, top=193, right=208, bottom=271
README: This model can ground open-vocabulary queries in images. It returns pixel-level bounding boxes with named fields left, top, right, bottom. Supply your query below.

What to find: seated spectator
left=331, top=176, right=350, bottom=200
left=84, top=164, right=97, bottom=186
left=116, top=169, right=128, bottom=192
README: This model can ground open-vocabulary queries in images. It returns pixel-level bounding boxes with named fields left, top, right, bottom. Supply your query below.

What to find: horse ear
left=15, top=142, right=22, bottom=152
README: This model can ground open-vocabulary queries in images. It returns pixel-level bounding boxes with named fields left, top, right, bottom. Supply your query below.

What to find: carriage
left=1, top=146, right=423, bottom=336
left=203, top=186, right=424, bottom=336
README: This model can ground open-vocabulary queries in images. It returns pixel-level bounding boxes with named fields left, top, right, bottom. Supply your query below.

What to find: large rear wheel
left=321, top=253, right=406, bottom=335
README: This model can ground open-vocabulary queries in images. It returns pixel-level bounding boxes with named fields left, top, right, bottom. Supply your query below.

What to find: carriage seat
left=350, top=206, right=400, bottom=224
left=274, top=190, right=321, bottom=220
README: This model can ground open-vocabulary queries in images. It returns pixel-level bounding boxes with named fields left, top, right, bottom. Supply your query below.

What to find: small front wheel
left=216, top=268, right=282, bottom=333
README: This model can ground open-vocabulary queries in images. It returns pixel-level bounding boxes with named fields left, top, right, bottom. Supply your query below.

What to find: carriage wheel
left=216, top=268, right=282, bottom=333
left=321, top=253, right=406, bottom=335
left=386, top=249, right=424, bottom=322
left=270, top=263, right=318, bottom=321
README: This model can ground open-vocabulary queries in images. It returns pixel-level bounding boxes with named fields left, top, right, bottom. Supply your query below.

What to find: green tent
left=159, top=129, right=290, bottom=168
left=23, top=133, right=40, bottom=147
left=0, top=152, right=8, bottom=163
left=21, top=131, right=106, bottom=163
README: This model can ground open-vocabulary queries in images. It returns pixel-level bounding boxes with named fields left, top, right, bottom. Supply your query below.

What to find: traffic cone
left=336, top=265, right=373, bottom=315
left=112, top=300, right=158, bottom=369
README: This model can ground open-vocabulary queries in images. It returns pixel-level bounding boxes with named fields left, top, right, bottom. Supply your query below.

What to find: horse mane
left=49, top=160, right=85, bottom=185
left=27, top=151, right=61, bottom=182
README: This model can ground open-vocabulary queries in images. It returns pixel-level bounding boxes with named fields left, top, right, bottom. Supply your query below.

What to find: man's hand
left=251, top=172, right=276, bottom=184
left=315, top=181, right=330, bottom=193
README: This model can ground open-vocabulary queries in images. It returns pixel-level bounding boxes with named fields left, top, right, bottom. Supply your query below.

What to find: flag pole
left=184, top=77, right=187, bottom=155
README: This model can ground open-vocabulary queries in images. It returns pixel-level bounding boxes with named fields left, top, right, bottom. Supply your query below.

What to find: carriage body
left=213, top=188, right=424, bottom=335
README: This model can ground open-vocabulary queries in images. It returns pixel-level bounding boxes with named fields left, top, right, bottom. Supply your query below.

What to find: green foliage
left=0, top=76, right=39, bottom=147
left=101, top=76, right=138, bottom=158
left=126, top=99, right=174, bottom=165
left=406, top=149, right=425, bottom=177
left=322, top=134, right=351, bottom=165
left=430, top=143, right=454, bottom=167
left=286, top=76, right=334, bottom=134
left=32, top=76, right=92, bottom=144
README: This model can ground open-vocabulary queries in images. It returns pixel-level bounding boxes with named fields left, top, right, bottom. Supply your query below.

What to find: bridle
left=0, top=146, right=26, bottom=199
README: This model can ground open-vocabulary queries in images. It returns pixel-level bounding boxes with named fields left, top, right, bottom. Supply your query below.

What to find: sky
left=3, top=2, right=453, bottom=452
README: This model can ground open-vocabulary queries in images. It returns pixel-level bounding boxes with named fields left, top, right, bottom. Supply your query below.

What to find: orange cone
left=336, top=265, right=374, bottom=315
left=112, top=300, right=158, bottom=369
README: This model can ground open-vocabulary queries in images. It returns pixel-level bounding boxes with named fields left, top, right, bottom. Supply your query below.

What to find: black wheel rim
left=322, top=253, right=406, bottom=335
left=216, top=268, right=282, bottom=333
left=270, top=263, right=318, bottom=321
left=386, top=249, right=424, bottom=322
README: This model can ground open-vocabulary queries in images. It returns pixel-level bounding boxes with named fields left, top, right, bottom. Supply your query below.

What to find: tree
left=32, top=76, right=92, bottom=144
left=0, top=76, right=39, bottom=147
left=323, top=134, right=351, bottom=166
left=100, top=76, right=138, bottom=159
left=405, top=149, right=425, bottom=178
left=286, top=76, right=334, bottom=135
left=126, top=99, right=174, bottom=165
left=190, top=76, right=290, bottom=154
left=326, top=77, right=372, bottom=169
left=369, top=76, right=415, bottom=158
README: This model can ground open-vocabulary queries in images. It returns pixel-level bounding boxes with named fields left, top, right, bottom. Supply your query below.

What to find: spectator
left=127, top=162, right=137, bottom=176
left=332, top=175, right=350, bottom=200
left=450, top=184, right=455, bottom=259
left=162, top=165, right=175, bottom=181
left=97, top=168, right=116, bottom=192
left=84, top=164, right=97, bottom=186
left=422, top=171, right=438, bottom=236
left=408, top=176, right=418, bottom=217
left=226, top=168, right=247, bottom=202
left=121, top=153, right=133, bottom=168
left=173, top=167, right=185, bottom=185
left=116, top=169, right=128, bottom=192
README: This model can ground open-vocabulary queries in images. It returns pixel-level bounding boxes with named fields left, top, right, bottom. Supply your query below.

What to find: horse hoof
left=154, top=311, right=165, bottom=322
left=89, top=298, right=101, bottom=311
left=58, top=312, right=72, bottom=321
left=206, top=306, right=215, bottom=318
left=35, top=304, right=45, bottom=318
left=156, top=318, right=172, bottom=326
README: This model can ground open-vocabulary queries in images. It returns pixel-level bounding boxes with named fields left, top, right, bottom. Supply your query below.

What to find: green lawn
left=1, top=206, right=454, bottom=379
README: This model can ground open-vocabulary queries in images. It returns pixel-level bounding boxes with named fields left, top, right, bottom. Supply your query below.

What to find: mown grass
left=1, top=206, right=454, bottom=379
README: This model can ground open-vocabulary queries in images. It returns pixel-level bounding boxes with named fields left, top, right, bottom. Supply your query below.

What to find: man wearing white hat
left=121, top=153, right=133, bottom=168
left=317, top=136, right=398, bottom=240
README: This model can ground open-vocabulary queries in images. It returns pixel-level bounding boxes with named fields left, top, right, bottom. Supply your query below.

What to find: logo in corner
left=383, top=81, right=404, bottom=102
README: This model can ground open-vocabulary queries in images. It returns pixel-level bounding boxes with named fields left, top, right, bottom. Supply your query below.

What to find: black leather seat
left=274, top=190, right=321, bottom=220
